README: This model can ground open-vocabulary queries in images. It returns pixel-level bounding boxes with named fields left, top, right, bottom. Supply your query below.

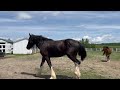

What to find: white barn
left=13, top=38, right=33, bottom=54
left=0, top=38, right=13, bottom=54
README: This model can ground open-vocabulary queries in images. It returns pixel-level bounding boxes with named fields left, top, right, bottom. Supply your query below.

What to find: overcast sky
left=0, top=11, right=120, bottom=43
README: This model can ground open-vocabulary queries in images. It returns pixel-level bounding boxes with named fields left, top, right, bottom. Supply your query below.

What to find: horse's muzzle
left=26, top=46, right=30, bottom=50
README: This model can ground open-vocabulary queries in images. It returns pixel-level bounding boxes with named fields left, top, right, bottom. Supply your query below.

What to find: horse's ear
left=29, top=33, right=31, bottom=36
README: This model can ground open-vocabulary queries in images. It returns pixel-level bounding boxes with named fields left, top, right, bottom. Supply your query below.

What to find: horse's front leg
left=45, top=56, right=56, bottom=79
left=103, top=52, right=105, bottom=55
left=36, top=57, right=45, bottom=76
left=74, top=63, right=81, bottom=79
left=107, top=55, right=110, bottom=62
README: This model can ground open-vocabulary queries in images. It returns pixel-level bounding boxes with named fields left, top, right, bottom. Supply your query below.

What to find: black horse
left=26, top=34, right=87, bottom=79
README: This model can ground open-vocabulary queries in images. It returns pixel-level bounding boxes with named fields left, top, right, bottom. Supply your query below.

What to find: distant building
left=13, top=38, right=39, bottom=54
left=0, top=38, right=13, bottom=54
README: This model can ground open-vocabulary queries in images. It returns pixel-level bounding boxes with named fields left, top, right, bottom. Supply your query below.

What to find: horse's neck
left=35, top=41, right=43, bottom=49
left=35, top=39, right=50, bottom=49
left=35, top=36, right=53, bottom=49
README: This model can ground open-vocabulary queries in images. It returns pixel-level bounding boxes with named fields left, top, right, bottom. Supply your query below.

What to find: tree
left=85, top=38, right=89, bottom=44
left=81, top=38, right=84, bottom=44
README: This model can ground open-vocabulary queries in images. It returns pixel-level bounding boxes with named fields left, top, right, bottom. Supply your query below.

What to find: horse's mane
left=103, top=46, right=109, bottom=49
left=32, top=35, right=53, bottom=41
left=39, top=35, right=53, bottom=41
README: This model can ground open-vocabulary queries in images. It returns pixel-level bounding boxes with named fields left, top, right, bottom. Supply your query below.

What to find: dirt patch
left=0, top=54, right=120, bottom=79
left=81, top=59, right=120, bottom=79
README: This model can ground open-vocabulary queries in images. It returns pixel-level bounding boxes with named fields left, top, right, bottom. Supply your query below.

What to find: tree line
left=80, top=38, right=120, bottom=48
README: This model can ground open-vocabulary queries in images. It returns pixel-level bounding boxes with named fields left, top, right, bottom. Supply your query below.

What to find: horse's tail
left=78, top=43, right=87, bottom=61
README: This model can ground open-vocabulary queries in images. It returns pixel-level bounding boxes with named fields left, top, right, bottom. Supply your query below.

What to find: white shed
left=0, top=38, right=13, bottom=54
left=13, top=38, right=32, bottom=54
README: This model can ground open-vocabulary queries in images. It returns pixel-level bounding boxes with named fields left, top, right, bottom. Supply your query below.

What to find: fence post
left=111, top=48, right=113, bottom=52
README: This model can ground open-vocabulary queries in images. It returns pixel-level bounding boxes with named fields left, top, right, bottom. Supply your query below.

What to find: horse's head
left=102, top=46, right=109, bottom=52
left=26, top=33, right=36, bottom=50
left=81, top=49, right=87, bottom=61
left=79, top=45, right=87, bottom=61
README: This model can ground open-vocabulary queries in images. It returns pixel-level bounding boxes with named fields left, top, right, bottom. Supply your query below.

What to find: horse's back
left=108, top=48, right=112, bottom=54
left=105, top=48, right=112, bottom=55
left=64, top=39, right=80, bottom=47
left=40, top=40, right=67, bottom=57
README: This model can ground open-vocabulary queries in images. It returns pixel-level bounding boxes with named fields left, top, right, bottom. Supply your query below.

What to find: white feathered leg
left=50, top=67, right=56, bottom=79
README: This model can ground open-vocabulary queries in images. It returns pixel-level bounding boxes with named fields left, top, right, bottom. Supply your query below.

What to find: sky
left=0, top=11, right=120, bottom=43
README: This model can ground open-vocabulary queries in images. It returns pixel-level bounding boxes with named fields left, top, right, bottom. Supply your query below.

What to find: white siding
left=5, top=43, right=13, bottom=53
left=13, top=39, right=32, bottom=54
left=0, top=40, right=12, bottom=53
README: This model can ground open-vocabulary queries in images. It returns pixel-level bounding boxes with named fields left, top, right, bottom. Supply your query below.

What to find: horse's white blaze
left=50, top=67, right=56, bottom=79
left=74, top=64, right=81, bottom=79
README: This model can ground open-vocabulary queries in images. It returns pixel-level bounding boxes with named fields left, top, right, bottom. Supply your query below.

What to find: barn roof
left=14, top=38, right=28, bottom=43
left=0, top=38, right=13, bottom=43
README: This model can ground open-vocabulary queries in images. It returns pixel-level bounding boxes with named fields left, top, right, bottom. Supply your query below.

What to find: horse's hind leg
left=45, top=56, right=56, bottom=79
left=107, top=55, right=110, bottom=62
left=67, top=54, right=81, bottom=79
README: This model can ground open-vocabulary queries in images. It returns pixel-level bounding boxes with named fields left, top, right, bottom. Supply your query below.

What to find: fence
left=85, top=48, right=120, bottom=52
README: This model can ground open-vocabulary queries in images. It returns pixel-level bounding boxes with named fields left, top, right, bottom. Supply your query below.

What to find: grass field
left=0, top=51, right=120, bottom=79
left=87, top=51, right=120, bottom=61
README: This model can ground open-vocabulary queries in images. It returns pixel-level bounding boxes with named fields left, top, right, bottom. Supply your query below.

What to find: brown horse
left=102, top=46, right=112, bottom=62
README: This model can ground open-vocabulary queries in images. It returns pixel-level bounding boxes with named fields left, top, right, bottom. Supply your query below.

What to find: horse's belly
left=49, top=51, right=65, bottom=57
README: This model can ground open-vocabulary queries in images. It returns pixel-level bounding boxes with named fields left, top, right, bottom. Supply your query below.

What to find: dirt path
left=0, top=55, right=120, bottom=79
left=81, top=59, right=120, bottom=79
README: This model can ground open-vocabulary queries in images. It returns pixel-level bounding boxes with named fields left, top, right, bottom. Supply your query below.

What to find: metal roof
left=14, top=38, right=28, bottom=43
left=0, top=38, right=13, bottom=43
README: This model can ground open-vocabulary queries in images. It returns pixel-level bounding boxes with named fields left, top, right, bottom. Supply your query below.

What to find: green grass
left=5, top=50, right=120, bottom=61
left=86, top=51, right=120, bottom=61
left=81, top=70, right=108, bottom=79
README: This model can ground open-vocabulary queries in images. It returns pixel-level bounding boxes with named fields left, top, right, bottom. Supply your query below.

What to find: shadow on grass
left=21, top=72, right=75, bottom=79
left=101, top=60, right=110, bottom=62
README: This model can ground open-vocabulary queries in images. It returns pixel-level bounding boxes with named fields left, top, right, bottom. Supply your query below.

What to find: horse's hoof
left=50, top=76, right=57, bottom=79
left=74, top=71, right=81, bottom=79
left=75, top=76, right=80, bottom=79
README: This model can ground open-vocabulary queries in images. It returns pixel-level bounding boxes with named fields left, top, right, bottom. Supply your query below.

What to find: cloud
left=43, top=16, right=47, bottom=20
left=39, top=11, right=62, bottom=16
left=0, top=11, right=120, bottom=43
left=82, top=34, right=113, bottom=43
left=16, top=12, right=32, bottom=20
left=0, top=18, right=17, bottom=22
left=83, top=36, right=92, bottom=39
left=72, top=37, right=81, bottom=41
left=76, top=24, right=120, bottom=29
left=52, top=11, right=61, bottom=16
